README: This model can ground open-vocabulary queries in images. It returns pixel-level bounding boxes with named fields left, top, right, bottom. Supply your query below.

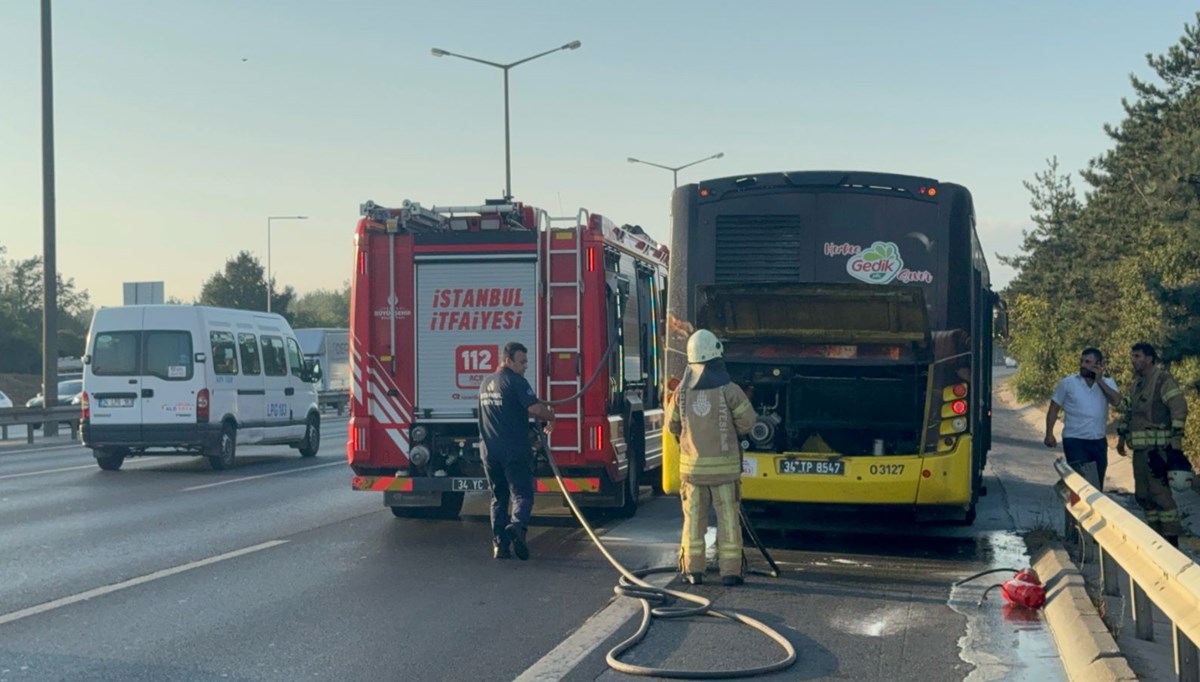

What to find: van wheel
left=209, top=424, right=237, bottom=470
left=95, top=448, right=126, bottom=471
left=298, top=415, right=320, bottom=458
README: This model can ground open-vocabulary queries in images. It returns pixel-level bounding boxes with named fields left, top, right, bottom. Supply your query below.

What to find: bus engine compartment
left=728, top=360, right=929, bottom=457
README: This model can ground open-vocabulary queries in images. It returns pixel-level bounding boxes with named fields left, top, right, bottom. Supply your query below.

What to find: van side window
left=238, top=333, right=262, bottom=375
left=93, top=331, right=141, bottom=376
left=285, top=338, right=304, bottom=378
left=261, top=336, right=288, bottom=377
left=210, top=332, right=239, bottom=375
left=144, top=331, right=194, bottom=381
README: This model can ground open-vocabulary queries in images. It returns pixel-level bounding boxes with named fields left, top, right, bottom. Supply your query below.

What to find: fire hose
left=537, top=341, right=797, bottom=678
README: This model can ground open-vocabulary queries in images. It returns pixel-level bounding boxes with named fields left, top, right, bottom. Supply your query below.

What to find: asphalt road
left=0, top=371, right=1075, bottom=681
left=0, top=419, right=670, bottom=681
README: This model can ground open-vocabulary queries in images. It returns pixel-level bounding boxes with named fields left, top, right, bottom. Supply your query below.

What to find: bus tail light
left=196, top=389, right=210, bottom=424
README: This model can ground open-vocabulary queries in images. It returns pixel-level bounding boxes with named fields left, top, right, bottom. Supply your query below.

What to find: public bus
left=661, top=171, right=996, bottom=524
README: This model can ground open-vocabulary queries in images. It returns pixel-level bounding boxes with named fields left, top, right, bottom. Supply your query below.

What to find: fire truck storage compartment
left=730, top=361, right=928, bottom=456
left=414, top=256, right=539, bottom=418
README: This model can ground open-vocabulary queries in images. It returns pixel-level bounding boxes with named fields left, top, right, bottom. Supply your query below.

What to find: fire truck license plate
left=452, top=479, right=490, bottom=492
left=778, top=459, right=844, bottom=475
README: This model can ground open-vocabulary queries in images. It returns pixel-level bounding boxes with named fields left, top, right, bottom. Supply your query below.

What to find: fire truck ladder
left=544, top=208, right=590, bottom=459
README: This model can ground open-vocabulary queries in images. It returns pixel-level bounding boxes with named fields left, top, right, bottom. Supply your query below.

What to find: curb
left=1033, top=544, right=1138, bottom=682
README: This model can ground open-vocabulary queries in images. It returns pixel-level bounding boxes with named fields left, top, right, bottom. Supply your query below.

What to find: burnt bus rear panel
left=668, top=171, right=973, bottom=457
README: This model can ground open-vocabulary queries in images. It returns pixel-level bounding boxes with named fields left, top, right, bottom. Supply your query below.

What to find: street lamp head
left=627, top=157, right=640, bottom=163
left=714, top=152, right=725, bottom=159
left=431, top=48, right=449, bottom=57
left=564, top=40, right=582, bottom=50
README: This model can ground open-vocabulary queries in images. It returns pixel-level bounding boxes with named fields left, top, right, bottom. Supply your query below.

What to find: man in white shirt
left=1044, top=347, right=1122, bottom=490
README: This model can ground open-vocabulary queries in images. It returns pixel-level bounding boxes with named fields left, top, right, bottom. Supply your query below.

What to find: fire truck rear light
left=587, top=247, right=596, bottom=272
left=592, top=425, right=604, bottom=450
left=357, top=251, right=367, bottom=274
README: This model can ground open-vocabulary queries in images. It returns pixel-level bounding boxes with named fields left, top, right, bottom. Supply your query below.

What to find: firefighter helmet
left=1169, top=469, right=1195, bottom=493
left=686, top=329, right=723, bottom=363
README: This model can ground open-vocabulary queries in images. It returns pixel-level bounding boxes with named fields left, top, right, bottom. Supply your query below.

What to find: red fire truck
left=347, top=198, right=669, bottom=519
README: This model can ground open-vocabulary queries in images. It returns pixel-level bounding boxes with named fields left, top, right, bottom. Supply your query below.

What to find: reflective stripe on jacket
left=667, top=369, right=756, bottom=485
left=1123, top=366, right=1188, bottom=448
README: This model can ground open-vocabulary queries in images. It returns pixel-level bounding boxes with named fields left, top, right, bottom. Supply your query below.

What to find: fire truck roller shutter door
left=415, top=258, right=539, bottom=417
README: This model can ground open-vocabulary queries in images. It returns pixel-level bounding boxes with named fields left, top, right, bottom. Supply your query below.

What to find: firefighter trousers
left=1132, top=448, right=1183, bottom=537
left=680, top=480, right=743, bottom=577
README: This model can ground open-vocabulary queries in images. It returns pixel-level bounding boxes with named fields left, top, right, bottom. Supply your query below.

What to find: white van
left=81, top=305, right=322, bottom=471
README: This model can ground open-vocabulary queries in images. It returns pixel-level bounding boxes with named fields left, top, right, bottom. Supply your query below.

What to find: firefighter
left=478, top=341, right=555, bottom=560
left=667, top=329, right=756, bottom=586
left=1117, top=342, right=1189, bottom=546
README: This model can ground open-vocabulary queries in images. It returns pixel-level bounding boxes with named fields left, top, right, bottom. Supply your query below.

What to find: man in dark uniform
left=478, top=341, right=555, bottom=560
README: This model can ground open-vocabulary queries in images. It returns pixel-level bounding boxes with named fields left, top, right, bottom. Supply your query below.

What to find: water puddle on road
left=949, top=532, right=1065, bottom=681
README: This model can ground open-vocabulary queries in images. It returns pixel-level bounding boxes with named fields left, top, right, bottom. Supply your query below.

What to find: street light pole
left=266, top=215, right=307, bottom=313
left=432, top=40, right=582, bottom=200
left=40, top=0, right=59, bottom=437
left=627, top=152, right=726, bottom=189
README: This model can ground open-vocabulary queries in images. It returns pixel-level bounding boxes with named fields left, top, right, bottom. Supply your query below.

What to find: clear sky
left=2, top=1, right=1196, bottom=307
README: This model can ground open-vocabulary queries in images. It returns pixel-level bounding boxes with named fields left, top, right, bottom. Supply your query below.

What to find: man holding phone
left=1045, top=347, right=1122, bottom=490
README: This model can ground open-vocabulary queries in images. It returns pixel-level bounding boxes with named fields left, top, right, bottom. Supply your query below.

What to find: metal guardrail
left=1055, top=457, right=1200, bottom=682
left=1, top=392, right=348, bottom=446
left=0, top=406, right=81, bottom=444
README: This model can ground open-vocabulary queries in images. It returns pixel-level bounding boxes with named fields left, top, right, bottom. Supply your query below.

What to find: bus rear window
left=145, top=331, right=194, bottom=381
left=92, top=332, right=141, bottom=376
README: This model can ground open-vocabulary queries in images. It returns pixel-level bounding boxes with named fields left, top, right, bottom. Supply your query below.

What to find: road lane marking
left=512, top=552, right=677, bottom=682
left=0, top=444, right=88, bottom=456
left=181, top=460, right=345, bottom=491
left=0, top=458, right=169, bottom=481
left=0, top=540, right=288, bottom=626
left=0, top=430, right=346, bottom=482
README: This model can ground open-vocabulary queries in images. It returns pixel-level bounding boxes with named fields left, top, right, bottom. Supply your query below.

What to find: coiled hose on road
left=539, top=342, right=797, bottom=678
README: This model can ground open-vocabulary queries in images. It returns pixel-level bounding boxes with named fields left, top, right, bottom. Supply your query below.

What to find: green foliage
left=1003, top=12, right=1200, bottom=456
left=198, top=251, right=295, bottom=316
left=291, top=282, right=350, bottom=329
left=0, top=245, right=94, bottom=373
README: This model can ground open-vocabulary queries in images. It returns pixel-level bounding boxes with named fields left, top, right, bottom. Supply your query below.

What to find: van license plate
left=99, top=398, right=135, bottom=408
left=779, top=459, right=844, bottom=475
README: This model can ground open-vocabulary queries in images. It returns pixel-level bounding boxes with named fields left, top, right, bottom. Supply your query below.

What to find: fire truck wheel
left=298, top=415, right=320, bottom=457
left=616, top=462, right=640, bottom=518
left=208, top=424, right=237, bottom=470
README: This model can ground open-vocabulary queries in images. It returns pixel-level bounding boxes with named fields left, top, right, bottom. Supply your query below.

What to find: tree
left=198, top=251, right=295, bottom=314
left=0, top=245, right=94, bottom=372
left=291, top=282, right=350, bottom=328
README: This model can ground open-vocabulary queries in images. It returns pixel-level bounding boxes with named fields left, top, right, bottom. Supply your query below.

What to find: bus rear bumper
left=739, top=437, right=975, bottom=507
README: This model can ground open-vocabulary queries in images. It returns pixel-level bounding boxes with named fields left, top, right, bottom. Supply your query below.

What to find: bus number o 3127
left=869, top=464, right=905, bottom=476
